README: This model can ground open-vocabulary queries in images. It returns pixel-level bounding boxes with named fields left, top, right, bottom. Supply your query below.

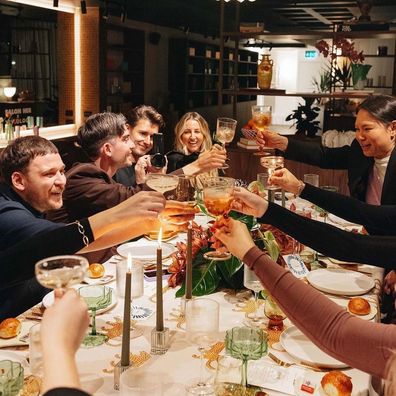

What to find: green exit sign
left=305, top=50, right=318, bottom=59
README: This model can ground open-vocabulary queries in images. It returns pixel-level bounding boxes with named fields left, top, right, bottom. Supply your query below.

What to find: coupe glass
left=202, top=176, right=235, bottom=261
left=215, top=117, right=237, bottom=170
left=243, top=264, right=266, bottom=327
left=259, top=156, right=284, bottom=190
left=78, top=285, right=112, bottom=347
left=225, top=326, right=267, bottom=388
left=185, top=298, right=220, bottom=395
left=264, top=295, right=286, bottom=331
left=35, top=255, right=88, bottom=292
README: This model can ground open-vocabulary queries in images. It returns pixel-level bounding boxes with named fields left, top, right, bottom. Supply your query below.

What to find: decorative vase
left=351, top=63, right=372, bottom=90
left=258, top=54, right=273, bottom=90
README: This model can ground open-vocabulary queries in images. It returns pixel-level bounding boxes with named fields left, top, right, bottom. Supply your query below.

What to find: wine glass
left=225, top=326, right=267, bottom=388
left=185, top=298, right=220, bottom=395
left=78, top=285, right=112, bottom=347
left=215, top=117, right=237, bottom=170
left=201, top=176, right=235, bottom=261
left=175, top=175, right=197, bottom=205
left=259, top=156, right=284, bottom=190
left=264, top=295, right=286, bottom=331
left=243, top=264, right=266, bottom=327
left=35, top=255, right=88, bottom=293
left=252, top=105, right=272, bottom=156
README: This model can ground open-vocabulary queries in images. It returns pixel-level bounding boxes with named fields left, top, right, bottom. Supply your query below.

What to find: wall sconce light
left=4, top=87, right=16, bottom=101
left=80, top=0, right=87, bottom=14
left=53, top=0, right=59, bottom=7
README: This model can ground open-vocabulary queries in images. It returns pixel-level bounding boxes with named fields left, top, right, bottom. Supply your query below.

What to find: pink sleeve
left=243, top=246, right=395, bottom=379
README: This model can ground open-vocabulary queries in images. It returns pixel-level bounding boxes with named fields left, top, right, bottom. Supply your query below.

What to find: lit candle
left=121, top=253, right=132, bottom=366
left=156, top=226, right=164, bottom=331
left=185, top=221, right=193, bottom=299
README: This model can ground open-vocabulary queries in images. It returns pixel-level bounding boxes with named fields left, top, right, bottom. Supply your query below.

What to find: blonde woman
left=166, top=112, right=225, bottom=177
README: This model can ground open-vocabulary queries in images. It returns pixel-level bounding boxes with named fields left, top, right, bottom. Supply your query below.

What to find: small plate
left=42, top=287, right=117, bottom=315
left=117, top=240, right=177, bottom=260
left=328, top=296, right=377, bottom=321
left=131, top=306, right=154, bottom=321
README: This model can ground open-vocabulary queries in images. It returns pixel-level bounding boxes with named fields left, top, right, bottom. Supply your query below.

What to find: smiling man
left=0, top=136, right=67, bottom=314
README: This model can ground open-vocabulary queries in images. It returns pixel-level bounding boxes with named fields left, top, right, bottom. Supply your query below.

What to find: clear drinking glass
left=120, top=367, right=163, bottom=396
left=29, top=323, right=43, bottom=378
left=78, top=285, right=112, bottom=347
left=243, top=264, right=266, bottom=328
left=202, top=176, right=235, bottom=261
left=214, top=355, right=243, bottom=395
left=303, top=174, right=319, bottom=187
left=215, top=117, right=237, bottom=170
left=252, top=105, right=272, bottom=156
left=35, top=255, right=88, bottom=292
left=259, top=156, right=284, bottom=190
left=185, top=298, right=220, bottom=395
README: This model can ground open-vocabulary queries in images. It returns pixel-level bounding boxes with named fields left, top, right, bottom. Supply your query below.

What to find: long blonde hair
left=174, top=112, right=212, bottom=154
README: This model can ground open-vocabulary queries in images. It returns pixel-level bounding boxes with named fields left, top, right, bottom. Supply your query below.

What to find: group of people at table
left=1, top=94, right=396, bottom=395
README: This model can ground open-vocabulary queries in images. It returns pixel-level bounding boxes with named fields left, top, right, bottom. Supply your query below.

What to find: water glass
left=303, top=174, right=319, bottom=187
left=29, top=323, right=43, bottom=377
left=214, top=355, right=243, bottom=395
left=257, top=172, right=274, bottom=202
left=116, top=259, right=144, bottom=299
left=120, top=367, right=163, bottom=396
left=0, top=360, right=24, bottom=396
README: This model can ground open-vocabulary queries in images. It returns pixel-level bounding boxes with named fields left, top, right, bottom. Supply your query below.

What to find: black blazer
left=166, top=151, right=199, bottom=173
left=285, top=138, right=396, bottom=205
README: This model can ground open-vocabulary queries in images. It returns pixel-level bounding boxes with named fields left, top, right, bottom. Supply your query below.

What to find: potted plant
left=285, top=97, right=321, bottom=138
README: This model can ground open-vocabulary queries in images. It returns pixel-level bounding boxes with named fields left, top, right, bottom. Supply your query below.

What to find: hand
left=384, top=270, right=396, bottom=296
left=135, top=155, right=151, bottom=184
left=213, top=218, right=255, bottom=260
left=183, top=145, right=227, bottom=175
left=41, top=289, right=89, bottom=356
left=231, top=187, right=268, bottom=217
left=256, top=130, right=288, bottom=152
left=269, top=168, right=302, bottom=195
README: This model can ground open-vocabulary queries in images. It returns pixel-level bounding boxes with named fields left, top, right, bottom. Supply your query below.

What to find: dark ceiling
left=118, top=0, right=396, bottom=37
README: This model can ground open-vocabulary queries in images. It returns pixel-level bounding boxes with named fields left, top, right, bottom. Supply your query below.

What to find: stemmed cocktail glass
left=251, top=105, right=272, bottom=156
left=35, top=255, right=89, bottom=293
left=225, top=326, right=267, bottom=388
left=78, top=285, right=112, bottom=347
left=260, top=156, right=284, bottom=190
left=202, top=176, right=235, bottom=261
left=185, top=298, right=220, bottom=395
left=264, top=295, right=286, bottom=331
left=215, top=117, right=237, bottom=170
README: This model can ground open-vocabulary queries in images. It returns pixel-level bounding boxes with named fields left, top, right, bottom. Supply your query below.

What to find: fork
left=268, top=352, right=326, bottom=372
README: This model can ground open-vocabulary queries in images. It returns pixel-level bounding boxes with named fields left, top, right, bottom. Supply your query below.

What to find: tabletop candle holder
left=114, top=253, right=133, bottom=390
left=151, top=226, right=170, bottom=355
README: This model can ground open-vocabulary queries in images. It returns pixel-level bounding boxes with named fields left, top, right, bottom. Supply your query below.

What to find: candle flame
left=158, top=225, right=163, bottom=248
left=127, top=252, right=132, bottom=271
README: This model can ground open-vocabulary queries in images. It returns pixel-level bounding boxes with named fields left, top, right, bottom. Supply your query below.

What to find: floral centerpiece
left=315, top=37, right=368, bottom=91
left=167, top=210, right=281, bottom=297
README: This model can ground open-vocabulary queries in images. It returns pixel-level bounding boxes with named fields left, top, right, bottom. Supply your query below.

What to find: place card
left=248, top=360, right=305, bottom=395
left=283, top=254, right=310, bottom=279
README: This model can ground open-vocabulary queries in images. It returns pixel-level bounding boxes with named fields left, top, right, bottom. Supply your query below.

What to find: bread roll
left=348, top=297, right=370, bottom=316
left=321, top=371, right=352, bottom=396
left=87, top=263, right=105, bottom=279
left=0, top=318, right=22, bottom=339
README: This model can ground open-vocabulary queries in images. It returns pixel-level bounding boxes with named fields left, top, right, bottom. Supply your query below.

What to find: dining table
left=2, top=196, right=385, bottom=396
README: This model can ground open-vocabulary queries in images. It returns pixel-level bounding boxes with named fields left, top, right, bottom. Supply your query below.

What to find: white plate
left=280, top=326, right=348, bottom=368
left=0, top=350, right=28, bottom=367
left=83, top=274, right=115, bottom=285
left=306, top=268, right=375, bottom=296
left=42, top=286, right=117, bottom=315
left=117, top=240, right=177, bottom=260
left=328, top=296, right=377, bottom=321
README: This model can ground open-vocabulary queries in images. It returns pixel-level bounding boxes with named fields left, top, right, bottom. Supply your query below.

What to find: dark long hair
left=357, top=94, right=396, bottom=125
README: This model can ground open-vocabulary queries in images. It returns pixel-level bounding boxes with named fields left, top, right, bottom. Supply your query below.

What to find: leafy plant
left=174, top=211, right=280, bottom=298
left=285, top=97, right=321, bottom=138
left=312, top=66, right=332, bottom=93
